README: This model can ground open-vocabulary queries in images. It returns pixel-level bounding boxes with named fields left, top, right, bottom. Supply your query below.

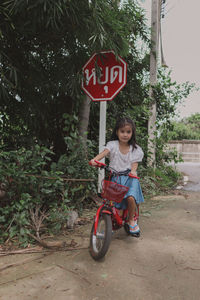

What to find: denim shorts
left=111, top=175, right=144, bottom=209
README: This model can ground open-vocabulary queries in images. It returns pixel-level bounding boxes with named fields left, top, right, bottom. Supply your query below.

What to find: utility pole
left=147, top=0, right=161, bottom=167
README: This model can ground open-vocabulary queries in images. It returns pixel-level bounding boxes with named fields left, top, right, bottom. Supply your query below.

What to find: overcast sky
left=141, top=0, right=200, bottom=119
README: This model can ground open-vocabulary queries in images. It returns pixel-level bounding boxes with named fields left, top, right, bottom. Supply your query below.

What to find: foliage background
left=168, top=113, right=200, bottom=140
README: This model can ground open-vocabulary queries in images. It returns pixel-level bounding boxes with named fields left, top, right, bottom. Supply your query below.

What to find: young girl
left=89, top=117, right=144, bottom=236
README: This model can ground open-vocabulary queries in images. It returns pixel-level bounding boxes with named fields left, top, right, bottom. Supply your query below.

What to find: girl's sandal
left=129, top=224, right=140, bottom=238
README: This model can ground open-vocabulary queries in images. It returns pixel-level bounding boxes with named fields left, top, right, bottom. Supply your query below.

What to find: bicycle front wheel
left=89, top=214, right=112, bottom=260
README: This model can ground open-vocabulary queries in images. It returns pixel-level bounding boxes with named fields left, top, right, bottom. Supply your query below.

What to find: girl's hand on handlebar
left=128, top=172, right=140, bottom=179
left=89, top=159, right=97, bottom=166
left=89, top=160, right=106, bottom=168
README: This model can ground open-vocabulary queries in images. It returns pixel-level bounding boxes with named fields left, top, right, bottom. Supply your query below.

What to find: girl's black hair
left=111, top=117, right=137, bottom=149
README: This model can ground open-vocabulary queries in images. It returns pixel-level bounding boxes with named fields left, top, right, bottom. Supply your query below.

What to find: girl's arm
left=89, top=149, right=110, bottom=166
left=130, top=162, right=138, bottom=176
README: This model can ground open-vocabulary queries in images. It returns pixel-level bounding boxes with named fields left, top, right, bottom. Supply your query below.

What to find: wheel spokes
left=93, top=218, right=106, bottom=252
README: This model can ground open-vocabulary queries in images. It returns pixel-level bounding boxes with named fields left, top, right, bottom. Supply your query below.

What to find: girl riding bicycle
left=89, top=117, right=144, bottom=236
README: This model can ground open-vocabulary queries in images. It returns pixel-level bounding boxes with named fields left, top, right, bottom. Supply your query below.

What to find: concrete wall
left=167, top=140, right=200, bottom=162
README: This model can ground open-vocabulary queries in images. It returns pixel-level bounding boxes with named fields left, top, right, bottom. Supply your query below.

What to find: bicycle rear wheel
left=89, top=214, right=112, bottom=260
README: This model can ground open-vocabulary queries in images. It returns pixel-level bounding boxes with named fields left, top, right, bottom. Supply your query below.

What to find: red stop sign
left=82, top=51, right=127, bottom=101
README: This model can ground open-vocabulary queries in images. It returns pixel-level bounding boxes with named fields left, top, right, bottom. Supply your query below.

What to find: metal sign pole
left=98, top=101, right=107, bottom=192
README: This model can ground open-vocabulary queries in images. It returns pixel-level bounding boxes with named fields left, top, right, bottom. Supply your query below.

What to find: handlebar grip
left=88, top=160, right=107, bottom=168
left=128, top=173, right=140, bottom=179
left=94, top=160, right=106, bottom=167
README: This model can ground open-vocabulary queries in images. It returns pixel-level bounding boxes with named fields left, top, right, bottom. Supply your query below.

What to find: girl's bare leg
left=127, top=196, right=139, bottom=229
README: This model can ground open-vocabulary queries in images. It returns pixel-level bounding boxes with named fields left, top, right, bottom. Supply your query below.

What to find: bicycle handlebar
left=128, top=173, right=140, bottom=179
left=88, top=160, right=106, bottom=168
left=94, top=160, right=106, bottom=167
left=89, top=160, right=140, bottom=179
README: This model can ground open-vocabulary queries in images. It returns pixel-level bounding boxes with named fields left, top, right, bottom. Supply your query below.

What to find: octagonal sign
left=82, top=51, right=127, bottom=101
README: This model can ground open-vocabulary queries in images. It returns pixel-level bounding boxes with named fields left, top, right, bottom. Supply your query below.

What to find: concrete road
left=173, top=162, right=200, bottom=191
left=1, top=191, right=200, bottom=300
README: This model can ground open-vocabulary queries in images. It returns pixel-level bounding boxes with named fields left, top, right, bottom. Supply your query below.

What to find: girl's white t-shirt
left=104, top=140, right=144, bottom=172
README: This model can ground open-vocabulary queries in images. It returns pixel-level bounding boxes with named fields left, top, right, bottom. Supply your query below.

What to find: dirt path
left=0, top=190, right=200, bottom=300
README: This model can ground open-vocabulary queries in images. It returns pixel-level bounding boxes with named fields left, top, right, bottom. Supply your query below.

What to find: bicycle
left=89, top=160, right=140, bottom=261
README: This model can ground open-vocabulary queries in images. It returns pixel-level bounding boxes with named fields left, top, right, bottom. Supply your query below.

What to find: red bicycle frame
left=93, top=201, right=139, bottom=235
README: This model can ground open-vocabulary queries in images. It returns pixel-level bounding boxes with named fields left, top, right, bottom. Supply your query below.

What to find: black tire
left=89, top=214, right=112, bottom=260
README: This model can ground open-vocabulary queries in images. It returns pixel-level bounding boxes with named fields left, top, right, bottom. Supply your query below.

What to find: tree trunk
left=78, top=95, right=91, bottom=146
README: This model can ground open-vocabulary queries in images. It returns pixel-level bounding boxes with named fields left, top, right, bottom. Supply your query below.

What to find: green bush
left=138, top=164, right=182, bottom=198
left=0, top=143, right=96, bottom=246
left=169, top=113, right=200, bottom=140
